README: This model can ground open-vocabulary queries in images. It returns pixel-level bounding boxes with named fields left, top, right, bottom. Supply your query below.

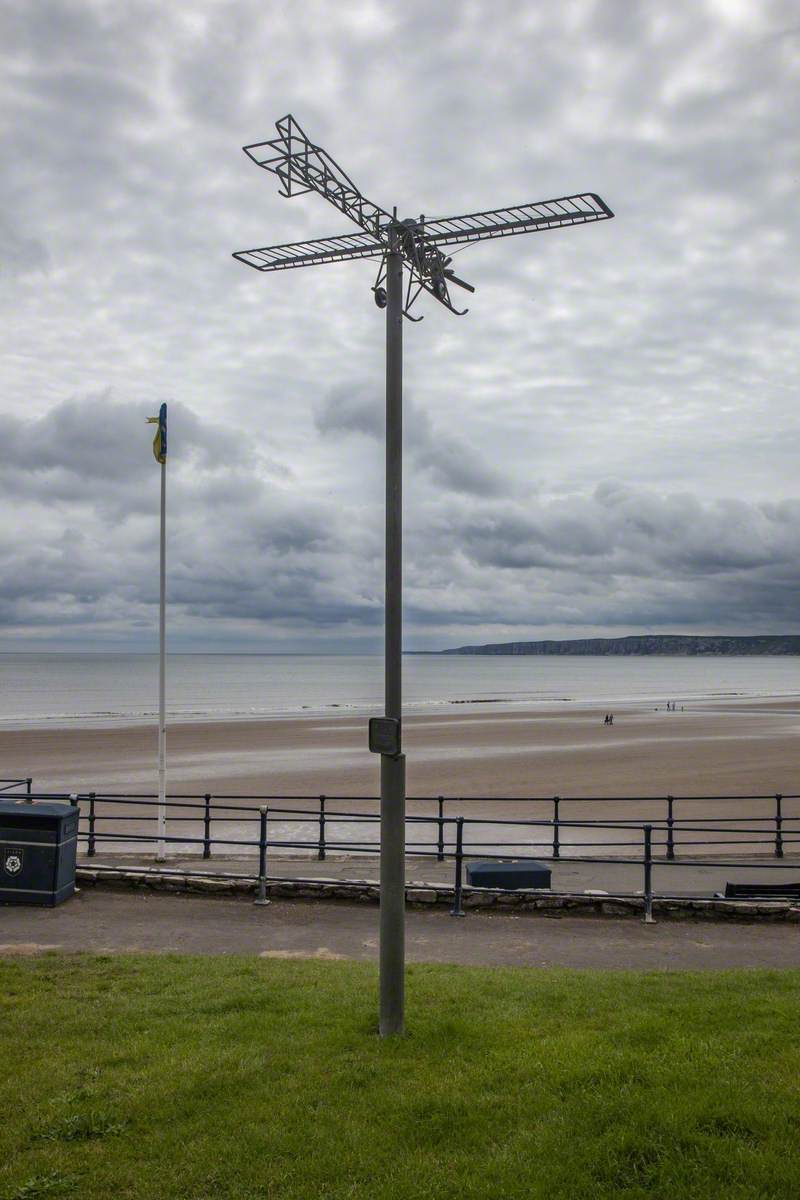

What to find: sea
left=1, top=652, right=799, bottom=728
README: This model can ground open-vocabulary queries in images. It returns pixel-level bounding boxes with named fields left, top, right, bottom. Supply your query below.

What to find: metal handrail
left=0, top=777, right=32, bottom=795
left=48, top=788, right=800, bottom=919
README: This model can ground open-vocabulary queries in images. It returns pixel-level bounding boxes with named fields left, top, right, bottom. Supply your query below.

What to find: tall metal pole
left=156, top=457, right=167, bottom=861
left=379, top=240, right=405, bottom=1037
left=234, top=113, right=613, bottom=1039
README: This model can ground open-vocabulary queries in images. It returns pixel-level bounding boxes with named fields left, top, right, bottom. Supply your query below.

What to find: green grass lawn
left=1, top=956, right=798, bottom=1200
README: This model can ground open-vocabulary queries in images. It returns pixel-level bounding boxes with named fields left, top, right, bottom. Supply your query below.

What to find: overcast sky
left=1, top=0, right=799, bottom=652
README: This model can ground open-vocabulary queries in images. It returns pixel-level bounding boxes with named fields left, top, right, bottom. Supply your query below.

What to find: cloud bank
left=0, top=395, right=798, bottom=649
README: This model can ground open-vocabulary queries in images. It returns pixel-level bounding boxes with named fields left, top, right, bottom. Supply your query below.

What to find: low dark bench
left=724, top=881, right=800, bottom=899
left=466, top=860, right=551, bottom=890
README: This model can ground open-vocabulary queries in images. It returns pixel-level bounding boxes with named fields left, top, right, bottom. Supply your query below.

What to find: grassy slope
left=1, top=956, right=798, bottom=1200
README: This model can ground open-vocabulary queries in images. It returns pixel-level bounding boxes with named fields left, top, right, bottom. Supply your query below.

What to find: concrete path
left=1, top=888, right=799, bottom=970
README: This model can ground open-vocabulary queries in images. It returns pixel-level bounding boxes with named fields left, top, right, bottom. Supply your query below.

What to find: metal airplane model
left=233, top=113, right=614, bottom=319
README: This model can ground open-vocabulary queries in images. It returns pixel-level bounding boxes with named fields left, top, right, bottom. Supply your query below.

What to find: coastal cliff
left=440, top=635, right=800, bottom=656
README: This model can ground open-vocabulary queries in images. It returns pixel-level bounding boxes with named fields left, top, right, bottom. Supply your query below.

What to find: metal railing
left=55, top=788, right=800, bottom=862
left=17, top=789, right=800, bottom=918
left=0, top=777, right=32, bottom=795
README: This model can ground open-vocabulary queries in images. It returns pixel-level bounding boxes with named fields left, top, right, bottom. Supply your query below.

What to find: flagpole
left=156, top=452, right=167, bottom=860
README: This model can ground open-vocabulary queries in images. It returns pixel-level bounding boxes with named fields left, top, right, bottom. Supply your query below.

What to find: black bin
left=0, top=800, right=79, bottom=907
left=466, top=860, right=551, bottom=890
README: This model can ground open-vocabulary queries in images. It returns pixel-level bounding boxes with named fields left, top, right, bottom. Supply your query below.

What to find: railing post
left=203, top=793, right=211, bottom=860
left=255, top=806, right=270, bottom=906
left=88, top=792, right=96, bottom=858
left=643, top=823, right=655, bottom=924
left=552, top=796, right=560, bottom=860
left=436, top=796, right=445, bottom=862
left=775, top=793, right=784, bottom=859
left=666, top=795, right=675, bottom=860
left=26, top=777, right=32, bottom=797
left=318, top=794, right=326, bottom=861
left=450, top=816, right=465, bottom=917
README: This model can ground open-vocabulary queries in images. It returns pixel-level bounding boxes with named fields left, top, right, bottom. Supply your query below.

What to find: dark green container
left=466, top=860, right=551, bottom=890
left=0, top=800, right=78, bottom=906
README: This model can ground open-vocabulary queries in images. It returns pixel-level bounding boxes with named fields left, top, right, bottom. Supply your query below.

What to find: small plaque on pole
left=369, top=717, right=401, bottom=757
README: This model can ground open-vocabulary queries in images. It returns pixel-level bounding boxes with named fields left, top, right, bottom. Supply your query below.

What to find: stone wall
left=76, top=866, right=800, bottom=921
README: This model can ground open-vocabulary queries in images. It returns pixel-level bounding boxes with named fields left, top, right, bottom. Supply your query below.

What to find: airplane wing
left=420, top=193, right=613, bottom=248
left=233, top=229, right=385, bottom=272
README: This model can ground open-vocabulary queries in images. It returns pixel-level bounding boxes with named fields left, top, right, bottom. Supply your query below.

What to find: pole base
left=378, top=1021, right=404, bottom=1038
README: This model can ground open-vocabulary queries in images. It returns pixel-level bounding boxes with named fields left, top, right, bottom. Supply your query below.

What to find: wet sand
left=3, top=700, right=798, bottom=801
left=3, top=700, right=799, bottom=861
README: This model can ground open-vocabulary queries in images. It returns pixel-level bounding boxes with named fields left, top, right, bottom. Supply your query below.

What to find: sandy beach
left=2, top=698, right=798, bottom=893
left=2, top=699, right=798, bottom=865
left=2, top=699, right=798, bottom=800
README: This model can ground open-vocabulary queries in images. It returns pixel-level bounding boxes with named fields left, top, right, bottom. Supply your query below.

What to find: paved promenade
left=2, top=886, right=798, bottom=970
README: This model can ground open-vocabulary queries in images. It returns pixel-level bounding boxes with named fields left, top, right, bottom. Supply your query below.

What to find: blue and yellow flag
left=146, top=403, right=167, bottom=464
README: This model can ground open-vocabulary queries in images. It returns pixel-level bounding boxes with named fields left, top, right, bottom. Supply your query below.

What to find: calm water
left=1, top=652, right=799, bottom=727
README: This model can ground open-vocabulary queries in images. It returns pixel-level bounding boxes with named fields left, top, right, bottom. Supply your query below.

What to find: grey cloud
left=314, top=384, right=383, bottom=439
left=1, top=395, right=798, bottom=646
left=0, top=393, right=380, bottom=641
left=0, top=216, right=49, bottom=277
left=445, top=486, right=800, bottom=579
left=399, top=483, right=800, bottom=641
left=0, top=393, right=276, bottom=499
left=314, top=382, right=508, bottom=497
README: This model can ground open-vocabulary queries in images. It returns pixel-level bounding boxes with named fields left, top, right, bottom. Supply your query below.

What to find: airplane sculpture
left=233, top=114, right=614, bottom=319
left=233, top=114, right=613, bottom=1037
